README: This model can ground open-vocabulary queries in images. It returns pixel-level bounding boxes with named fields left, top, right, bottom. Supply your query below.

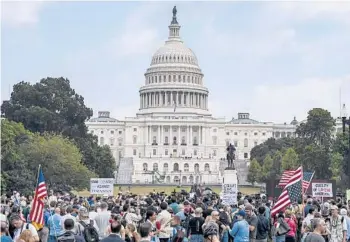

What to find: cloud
left=249, top=76, right=350, bottom=122
left=1, top=1, right=46, bottom=27
left=109, top=3, right=163, bottom=58
left=264, top=2, right=350, bottom=24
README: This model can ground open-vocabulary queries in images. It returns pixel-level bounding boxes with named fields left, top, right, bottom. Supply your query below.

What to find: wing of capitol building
left=85, top=7, right=346, bottom=186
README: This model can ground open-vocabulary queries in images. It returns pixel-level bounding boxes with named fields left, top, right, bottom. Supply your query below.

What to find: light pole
left=341, top=104, right=350, bottom=186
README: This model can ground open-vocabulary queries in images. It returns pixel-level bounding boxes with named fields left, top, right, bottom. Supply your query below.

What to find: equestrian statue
left=226, top=143, right=236, bottom=169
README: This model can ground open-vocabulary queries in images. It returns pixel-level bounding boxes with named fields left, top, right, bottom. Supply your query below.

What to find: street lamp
left=341, top=104, right=350, bottom=185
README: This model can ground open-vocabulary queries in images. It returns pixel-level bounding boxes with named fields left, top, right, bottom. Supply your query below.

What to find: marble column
left=187, top=125, right=190, bottom=145
left=169, top=126, right=172, bottom=144
left=158, top=125, right=161, bottom=144
left=189, top=126, right=192, bottom=145
left=160, top=92, right=163, bottom=107
left=178, top=126, right=181, bottom=146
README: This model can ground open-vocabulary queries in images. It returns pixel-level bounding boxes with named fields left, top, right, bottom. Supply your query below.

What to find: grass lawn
left=75, top=185, right=260, bottom=197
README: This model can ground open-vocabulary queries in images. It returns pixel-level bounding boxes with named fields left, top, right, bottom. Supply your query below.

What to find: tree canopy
left=1, top=77, right=116, bottom=179
left=248, top=108, right=347, bottom=187
left=1, top=120, right=95, bottom=195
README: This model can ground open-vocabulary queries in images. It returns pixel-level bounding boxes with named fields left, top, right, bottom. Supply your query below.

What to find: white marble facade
left=86, top=8, right=343, bottom=184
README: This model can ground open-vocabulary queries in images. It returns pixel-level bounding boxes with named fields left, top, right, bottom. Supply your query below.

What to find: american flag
left=271, top=166, right=303, bottom=217
left=278, top=170, right=314, bottom=190
left=302, top=171, right=314, bottom=191
left=277, top=170, right=295, bottom=187
left=29, top=166, right=48, bottom=230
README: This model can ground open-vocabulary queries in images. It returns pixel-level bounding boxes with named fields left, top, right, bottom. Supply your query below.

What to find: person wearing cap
left=328, top=205, right=347, bottom=242
left=229, top=210, right=249, bottom=242
left=245, top=204, right=258, bottom=242
left=77, top=207, right=99, bottom=235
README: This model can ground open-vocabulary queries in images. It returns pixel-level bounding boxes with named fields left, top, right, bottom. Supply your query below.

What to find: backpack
left=79, top=220, right=99, bottom=242
left=58, top=232, right=76, bottom=242
left=181, top=214, right=193, bottom=232
left=276, top=218, right=290, bottom=236
left=121, top=213, right=128, bottom=227
left=171, top=228, right=185, bottom=242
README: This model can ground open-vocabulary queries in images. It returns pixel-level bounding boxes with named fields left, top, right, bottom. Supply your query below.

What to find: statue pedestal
left=221, top=169, right=238, bottom=205
left=223, top=168, right=238, bottom=185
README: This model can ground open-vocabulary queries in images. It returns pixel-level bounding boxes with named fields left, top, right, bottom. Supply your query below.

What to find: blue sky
left=2, top=1, right=350, bottom=123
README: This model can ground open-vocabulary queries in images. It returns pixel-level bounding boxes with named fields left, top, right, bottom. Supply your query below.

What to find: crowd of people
left=1, top=186, right=349, bottom=242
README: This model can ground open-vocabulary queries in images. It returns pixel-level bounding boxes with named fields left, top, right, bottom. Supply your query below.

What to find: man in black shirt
left=187, top=208, right=205, bottom=238
left=203, top=202, right=214, bottom=219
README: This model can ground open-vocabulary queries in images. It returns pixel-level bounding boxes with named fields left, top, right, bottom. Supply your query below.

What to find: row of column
left=145, top=125, right=205, bottom=146
left=140, top=91, right=208, bottom=110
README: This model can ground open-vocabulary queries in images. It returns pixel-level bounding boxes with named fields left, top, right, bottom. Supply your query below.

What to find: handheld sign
left=90, top=178, right=114, bottom=196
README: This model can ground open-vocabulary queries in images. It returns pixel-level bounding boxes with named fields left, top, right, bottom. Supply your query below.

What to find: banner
left=221, top=183, right=237, bottom=205
left=312, top=183, right=333, bottom=197
left=90, top=178, right=114, bottom=195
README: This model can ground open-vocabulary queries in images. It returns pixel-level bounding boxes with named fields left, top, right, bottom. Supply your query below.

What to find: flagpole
left=301, top=166, right=305, bottom=219
left=30, top=165, right=42, bottom=225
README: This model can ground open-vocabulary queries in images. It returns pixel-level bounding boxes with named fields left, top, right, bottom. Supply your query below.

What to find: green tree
left=281, top=148, right=299, bottom=170
left=21, top=134, right=95, bottom=191
left=299, top=144, right=332, bottom=179
left=250, top=137, right=294, bottom=165
left=1, top=119, right=95, bottom=195
left=330, top=152, right=343, bottom=184
left=1, top=78, right=93, bottom=137
left=272, top=150, right=283, bottom=177
left=247, top=159, right=262, bottom=185
left=296, top=108, right=335, bottom=146
left=1, top=120, right=35, bottom=195
left=260, top=154, right=273, bottom=182
left=1, top=77, right=116, bottom=178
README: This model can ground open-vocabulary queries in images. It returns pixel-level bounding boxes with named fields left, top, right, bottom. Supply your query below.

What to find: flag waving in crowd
left=29, top=165, right=48, bottom=230
left=271, top=166, right=303, bottom=216
left=278, top=169, right=314, bottom=190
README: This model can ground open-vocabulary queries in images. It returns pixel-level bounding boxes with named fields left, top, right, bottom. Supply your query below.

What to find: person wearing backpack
left=187, top=208, right=204, bottom=242
left=58, top=219, right=85, bottom=242
left=169, top=215, right=188, bottom=242
left=256, top=207, right=269, bottom=242
left=77, top=208, right=99, bottom=242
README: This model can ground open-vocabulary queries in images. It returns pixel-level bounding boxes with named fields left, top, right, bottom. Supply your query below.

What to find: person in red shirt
left=285, top=209, right=297, bottom=242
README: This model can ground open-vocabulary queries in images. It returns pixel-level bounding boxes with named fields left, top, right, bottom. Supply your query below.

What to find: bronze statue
left=226, top=143, right=236, bottom=169
left=173, top=6, right=177, bottom=17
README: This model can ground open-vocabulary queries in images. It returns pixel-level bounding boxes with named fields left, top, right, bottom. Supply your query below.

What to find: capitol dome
left=137, top=6, right=210, bottom=117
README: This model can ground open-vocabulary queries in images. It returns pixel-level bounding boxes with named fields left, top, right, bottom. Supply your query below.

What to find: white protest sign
left=90, top=178, right=114, bottom=195
left=312, top=183, right=333, bottom=197
left=221, top=183, right=237, bottom=205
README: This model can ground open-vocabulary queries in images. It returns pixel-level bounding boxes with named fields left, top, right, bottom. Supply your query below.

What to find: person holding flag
left=28, top=165, right=49, bottom=242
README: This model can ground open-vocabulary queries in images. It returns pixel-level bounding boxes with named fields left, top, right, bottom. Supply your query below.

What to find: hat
left=237, top=210, right=246, bottom=217
left=330, top=205, right=338, bottom=210
left=79, top=207, right=89, bottom=217
left=340, top=208, right=347, bottom=216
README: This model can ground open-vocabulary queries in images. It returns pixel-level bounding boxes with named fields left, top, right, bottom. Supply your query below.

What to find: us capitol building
left=86, top=7, right=299, bottom=185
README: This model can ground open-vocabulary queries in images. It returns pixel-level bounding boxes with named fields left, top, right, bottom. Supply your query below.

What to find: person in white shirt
left=94, top=202, right=110, bottom=239
left=11, top=215, right=39, bottom=242
left=61, top=206, right=77, bottom=232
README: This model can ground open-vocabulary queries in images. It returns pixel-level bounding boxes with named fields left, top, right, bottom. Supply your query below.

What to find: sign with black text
left=312, top=183, right=333, bottom=197
left=90, top=178, right=114, bottom=195
left=221, top=183, right=237, bottom=205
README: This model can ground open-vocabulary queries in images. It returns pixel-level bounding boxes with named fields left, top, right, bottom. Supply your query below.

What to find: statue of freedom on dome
left=172, top=6, right=177, bottom=17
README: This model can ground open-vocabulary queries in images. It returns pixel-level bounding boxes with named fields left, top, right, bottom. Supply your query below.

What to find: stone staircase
left=116, top=157, right=134, bottom=184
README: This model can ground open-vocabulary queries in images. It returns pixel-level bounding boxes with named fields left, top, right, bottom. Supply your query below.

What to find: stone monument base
left=222, top=168, right=238, bottom=185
